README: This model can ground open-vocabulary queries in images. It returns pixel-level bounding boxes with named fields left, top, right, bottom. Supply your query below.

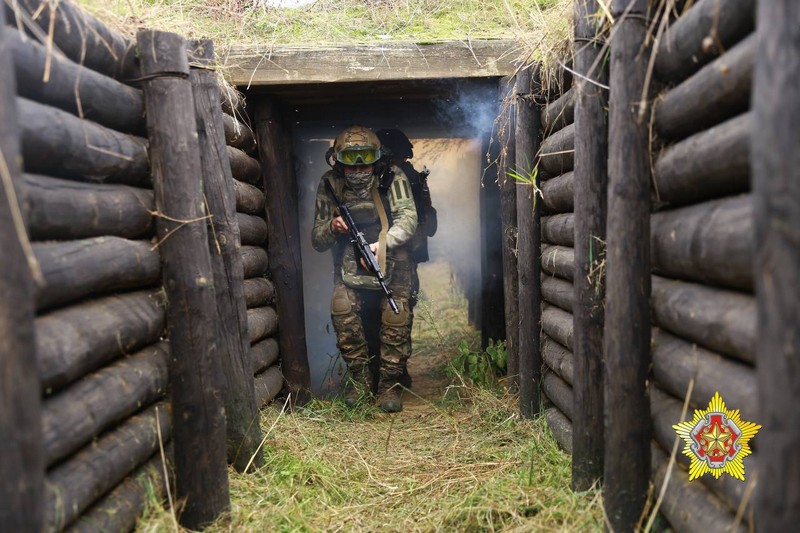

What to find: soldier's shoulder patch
left=388, top=172, right=413, bottom=209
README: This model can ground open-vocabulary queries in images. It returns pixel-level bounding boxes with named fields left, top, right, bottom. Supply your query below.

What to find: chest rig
left=329, top=174, right=395, bottom=290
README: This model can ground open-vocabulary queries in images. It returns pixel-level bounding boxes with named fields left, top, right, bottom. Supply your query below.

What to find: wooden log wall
left=3, top=3, right=173, bottom=531
left=3, top=0, right=289, bottom=529
left=536, top=70, right=576, bottom=444
left=646, top=2, right=759, bottom=529
left=221, top=93, right=285, bottom=409
left=509, top=1, right=771, bottom=530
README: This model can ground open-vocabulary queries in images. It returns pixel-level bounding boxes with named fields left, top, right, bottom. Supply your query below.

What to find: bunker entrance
left=244, top=77, right=508, bottom=395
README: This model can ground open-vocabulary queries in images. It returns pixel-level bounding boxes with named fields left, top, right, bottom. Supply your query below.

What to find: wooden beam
left=515, top=66, right=543, bottom=417
left=498, top=76, right=519, bottom=389
left=752, top=0, right=800, bottom=528
left=138, top=30, right=230, bottom=529
left=190, top=40, right=264, bottom=473
left=222, top=40, right=518, bottom=87
left=604, top=0, right=652, bottom=528
left=0, top=9, right=42, bottom=530
left=572, top=0, right=609, bottom=492
left=253, top=97, right=310, bottom=403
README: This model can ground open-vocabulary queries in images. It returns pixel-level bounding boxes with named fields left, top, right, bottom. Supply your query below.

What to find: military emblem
left=673, top=392, right=761, bottom=481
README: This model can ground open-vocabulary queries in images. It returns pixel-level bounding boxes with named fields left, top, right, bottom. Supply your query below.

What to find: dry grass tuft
left=135, top=262, right=602, bottom=531
left=137, top=389, right=603, bottom=532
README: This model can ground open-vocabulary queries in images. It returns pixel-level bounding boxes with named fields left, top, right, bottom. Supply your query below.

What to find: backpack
left=378, top=159, right=437, bottom=264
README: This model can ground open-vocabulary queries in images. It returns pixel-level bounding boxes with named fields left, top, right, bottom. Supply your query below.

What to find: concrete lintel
left=221, top=39, right=519, bottom=87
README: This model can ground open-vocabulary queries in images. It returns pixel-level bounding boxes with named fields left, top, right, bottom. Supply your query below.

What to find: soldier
left=311, top=125, right=418, bottom=412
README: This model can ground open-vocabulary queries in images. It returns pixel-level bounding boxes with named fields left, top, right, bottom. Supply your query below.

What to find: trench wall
left=1, top=1, right=282, bottom=530
left=502, top=0, right=763, bottom=530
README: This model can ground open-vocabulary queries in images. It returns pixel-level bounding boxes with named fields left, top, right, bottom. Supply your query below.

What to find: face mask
left=344, top=165, right=374, bottom=191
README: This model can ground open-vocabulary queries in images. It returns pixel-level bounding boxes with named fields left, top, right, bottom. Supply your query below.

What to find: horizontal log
left=652, top=276, right=755, bottom=364
left=42, top=342, right=169, bottom=467
left=541, top=275, right=573, bottom=312
left=67, top=450, right=168, bottom=533
left=17, top=97, right=150, bottom=186
left=541, top=304, right=574, bottom=351
left=238, top=212, right=268, bottom=246
left=228, top=146, right=262, bottom=185
left=22, top=174, right=154, bottom=241
left=220, top=85, right=245, bottom=117
left=44, top=402, right=171, bottom=532
left=254, top=365, right=283, bottom=407
left=541, top=213, right=574, bottom=246
left=650, top=440, right=749, bottom=533
left=652, top=328, right=757, bottom=420
left=9, top=28, right=145, bottom=135
left=541, top=87, right=575, bottom=134
left=222, top=113, right=256, bottom=153
left=543, top=371, right=573, bottom=420
left=542, top=334, right=573, bottom=385
left=651, top=194, right=753, bottom=291
left=541, top=244, right=574, bottom=281
left=538, top=123, right=574, bottom=177
left=654, top=111, right=750, bottom=206
left=650, top=387, right=756, bottom=523
left=655, top=0, right=755, bottom=84
left=5, top=0, right=138, bottom=81
left=242, top=246, right=269, bottom=278
left=541, top=171, right=574, bottom=214
left=34, top=237, right=160, bottom=311
left=248, top=306, right=278, bottom=344
left=251, top=338, right=280, bottom=375
left=36, top=290, right=166, bottom=392
left=655, top=34, right=755, bottom=140
left=545, top=407, right=572, bottom=453
left=244, top=277, right=276, bottom=309
left=233, top=179, right=266, bottom=215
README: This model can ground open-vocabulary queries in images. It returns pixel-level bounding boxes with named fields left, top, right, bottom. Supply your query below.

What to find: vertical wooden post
left=604, top=0, right=652, bottom=529
left=498, top=76, right=520, bottom=386
left=753, top=0, right=800, bottom=529
left=253, top=98, right=310, bottom=404
left=515, top=66, right=543, bottom=418
left=572, top=0, right=609, bottom=491
left=480, top=126, right=506, bottom=348
left=138, top=30, right=230, bottom=529
left=189, top=40, right=263, bottom=472
left=0, top=10, right=43, bottom=531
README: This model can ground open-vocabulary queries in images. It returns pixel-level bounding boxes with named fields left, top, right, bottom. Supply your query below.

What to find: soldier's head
left=333, top=125, right=382, bottom=186
left=375, top=128, right=413, bottom=163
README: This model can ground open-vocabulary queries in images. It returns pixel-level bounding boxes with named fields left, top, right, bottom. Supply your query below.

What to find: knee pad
left=382, top=298, right=410, bottom=328
left=331, top=284, right=353, bottom=316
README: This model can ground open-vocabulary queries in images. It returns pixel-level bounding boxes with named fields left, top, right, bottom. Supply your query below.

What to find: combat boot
left=344, top=363, right=371, bottom=407
left=377, top=376, right=403, bottom=413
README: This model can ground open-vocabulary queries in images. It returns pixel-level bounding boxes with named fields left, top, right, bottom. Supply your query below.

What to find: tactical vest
left=329, top=174, right=407, bottom=291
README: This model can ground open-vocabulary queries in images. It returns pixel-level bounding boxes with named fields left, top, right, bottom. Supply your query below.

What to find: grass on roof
left=76, top=0, right=573, bottom=74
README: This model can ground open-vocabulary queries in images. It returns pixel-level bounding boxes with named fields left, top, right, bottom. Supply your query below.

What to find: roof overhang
left=221, top=39, right=520, bottom=88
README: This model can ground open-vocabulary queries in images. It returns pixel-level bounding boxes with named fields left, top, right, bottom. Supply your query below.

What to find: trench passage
left=138, top=256, right=602, bottom=530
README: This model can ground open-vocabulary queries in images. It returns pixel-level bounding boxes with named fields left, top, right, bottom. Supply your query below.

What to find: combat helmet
left=333, top=125, right=382, bottom=166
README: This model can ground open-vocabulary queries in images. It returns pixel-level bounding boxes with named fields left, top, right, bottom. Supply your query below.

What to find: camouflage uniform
left=311, top=167, right=418, bottom=385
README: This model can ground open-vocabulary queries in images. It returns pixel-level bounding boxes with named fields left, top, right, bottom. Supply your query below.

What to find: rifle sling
left=371, top=180, right=389, bottom=275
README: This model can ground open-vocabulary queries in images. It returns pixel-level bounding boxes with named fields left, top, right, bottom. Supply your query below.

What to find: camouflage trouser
left=330, top=258, right=414, bottom=378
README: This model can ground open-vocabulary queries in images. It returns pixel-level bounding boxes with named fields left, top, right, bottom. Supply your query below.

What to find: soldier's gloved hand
left=330, top=216, right=349, bottom=234
left=360, top=242, right=379, bottom=270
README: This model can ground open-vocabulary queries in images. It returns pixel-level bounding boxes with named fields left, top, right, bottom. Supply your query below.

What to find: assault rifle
left=324, top=178, right=400, bottom=314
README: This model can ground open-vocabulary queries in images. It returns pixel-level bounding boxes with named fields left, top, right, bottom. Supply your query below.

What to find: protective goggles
left=336, top=147, right=381, bottom=166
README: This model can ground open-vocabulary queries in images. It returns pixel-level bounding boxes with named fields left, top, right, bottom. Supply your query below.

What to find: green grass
left=75, top=0, right=573, bottom=75
left=135, top=261, right=603, bottom=532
